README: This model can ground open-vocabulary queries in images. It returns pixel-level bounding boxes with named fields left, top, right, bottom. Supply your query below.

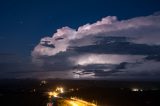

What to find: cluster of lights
left=69, top=88, right=79, bottom=92
left=48, top=91, right=58, bottom=98
left=47, top=87, right=98, bottom=106
left=56, top=87, right=64, bottom=93
left=48, top=87, right=64, bottom=98
left=40, top=80, right=47, bottom=86
left=41, top=80, right=47, bottom=84
left=132, top=88, right=143, bottom=92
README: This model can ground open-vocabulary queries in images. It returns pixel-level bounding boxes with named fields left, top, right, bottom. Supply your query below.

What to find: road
left=49, top=97, right=97, bottom=106
left=63, top=98, right=97, bottom=106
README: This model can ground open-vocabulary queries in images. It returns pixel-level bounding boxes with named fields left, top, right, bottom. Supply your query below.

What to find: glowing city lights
left=48, top=91, right=58, bottom=98
left=47, top=87, right=97, bottom=106
left=131, top=88, right=143, bottom=92
left=48, top=86, right=64, bottom=98
left=56, top=87, right=64, bottom=93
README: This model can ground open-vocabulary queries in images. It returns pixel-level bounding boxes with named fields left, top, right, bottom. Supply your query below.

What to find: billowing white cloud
left=32, top=13, right=160, bottom=58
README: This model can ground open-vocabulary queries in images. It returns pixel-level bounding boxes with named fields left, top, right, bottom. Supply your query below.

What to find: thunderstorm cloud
left=32, top=12, right=160, bottom=79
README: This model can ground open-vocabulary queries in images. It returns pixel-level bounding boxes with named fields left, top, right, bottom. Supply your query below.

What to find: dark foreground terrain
left=0, top=79, right=160, bottom=106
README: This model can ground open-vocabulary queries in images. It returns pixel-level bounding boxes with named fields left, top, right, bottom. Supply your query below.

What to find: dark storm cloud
left=76, top=62, right=127, bottom=72
left=37, top=52, right=74, bottom=71
left=145, top=55, right=160, bottom=61
left=72, top=37, right=160, bottom=55
left=72, top=63, right=128, bottom=77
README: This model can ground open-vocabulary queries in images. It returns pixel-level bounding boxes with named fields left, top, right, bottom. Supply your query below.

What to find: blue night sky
left=0, top=0, right=160, bottom=79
